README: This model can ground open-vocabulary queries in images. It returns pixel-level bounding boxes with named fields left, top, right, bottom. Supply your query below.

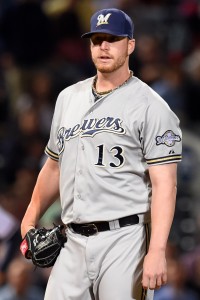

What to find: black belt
left=69, top=214, right=139, bottom=236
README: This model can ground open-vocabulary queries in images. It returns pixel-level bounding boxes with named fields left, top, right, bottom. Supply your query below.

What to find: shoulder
left=124, top=76, right=172, bottom=119
left=53, top=76, right=94, bottom=110
left=131, top=76, right=170, bottom=109
left=59, top=77, right=94, bottom=98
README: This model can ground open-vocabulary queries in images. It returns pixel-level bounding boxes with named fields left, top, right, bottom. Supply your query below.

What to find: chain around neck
left=92, top=71, right=133, bottom=97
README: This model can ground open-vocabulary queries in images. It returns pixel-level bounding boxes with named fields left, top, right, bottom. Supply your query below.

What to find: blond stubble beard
left=92, top=49, right=129, bottom=74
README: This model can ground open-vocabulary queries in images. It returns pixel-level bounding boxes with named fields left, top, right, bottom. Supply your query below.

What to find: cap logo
left=96, top=13, right=112, bottom=27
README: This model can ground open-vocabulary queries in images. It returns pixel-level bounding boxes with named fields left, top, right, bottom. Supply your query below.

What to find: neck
left=95, top=68, right=131, bottom=93
left=93, top=70, right=133, bottom=96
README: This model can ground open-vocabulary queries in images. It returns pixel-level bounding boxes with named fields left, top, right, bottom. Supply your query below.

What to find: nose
left=100, top=40, right=109, bottom=49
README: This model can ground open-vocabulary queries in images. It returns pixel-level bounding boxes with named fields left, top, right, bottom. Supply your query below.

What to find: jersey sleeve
left=44, top=92, right=64, bottom=161
left=140, top=89, right=182, bottom=166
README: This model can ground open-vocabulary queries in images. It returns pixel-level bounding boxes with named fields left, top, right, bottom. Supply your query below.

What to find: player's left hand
left=142, top=249, right=167, bottom=290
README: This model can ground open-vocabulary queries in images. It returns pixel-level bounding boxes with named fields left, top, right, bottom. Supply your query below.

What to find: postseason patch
left=156, top=130, right=181, bottom=147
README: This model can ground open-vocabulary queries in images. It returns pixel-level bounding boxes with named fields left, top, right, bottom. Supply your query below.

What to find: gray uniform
left=44, top=75, right=182, bottom=300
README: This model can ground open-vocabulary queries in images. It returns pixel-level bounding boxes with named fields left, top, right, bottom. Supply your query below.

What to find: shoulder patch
left=156, top=130, right=181, bottom=147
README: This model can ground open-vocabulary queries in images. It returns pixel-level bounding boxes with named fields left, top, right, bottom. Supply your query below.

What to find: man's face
left=90, top=33, right=132, bottom=73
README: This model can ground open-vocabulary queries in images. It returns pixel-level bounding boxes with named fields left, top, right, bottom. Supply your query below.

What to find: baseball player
left=20, top=8, right=182, bottom=300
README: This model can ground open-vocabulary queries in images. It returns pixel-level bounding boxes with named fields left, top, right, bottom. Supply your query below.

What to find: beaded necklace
left=92, top=71, right=133, bottom=101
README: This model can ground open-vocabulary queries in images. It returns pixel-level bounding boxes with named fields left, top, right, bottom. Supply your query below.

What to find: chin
left=98, top=69, right=112, bottom=74
left=96, top=65, right=115, bottom=73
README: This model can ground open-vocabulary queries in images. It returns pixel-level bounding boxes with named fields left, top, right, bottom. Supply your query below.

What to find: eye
left=91, top=36, right=104, bottom=45
left=91, top=36, right=125, bottom=45
left=91, top=37, right=102, bottom=45
left=108, top=36, right=119, bottom=43
left=108, top=36, right=125, bottom=43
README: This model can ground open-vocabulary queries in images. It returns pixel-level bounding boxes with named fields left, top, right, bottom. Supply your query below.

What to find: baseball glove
left=20, top=224, right=67, bottom=268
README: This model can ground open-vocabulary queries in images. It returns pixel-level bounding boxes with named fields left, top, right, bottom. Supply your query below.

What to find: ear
left=128, top=39, right=135, bottom=55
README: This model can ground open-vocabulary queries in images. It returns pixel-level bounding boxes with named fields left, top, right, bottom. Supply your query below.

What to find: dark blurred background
left=0, top=0, right=200, bottom=299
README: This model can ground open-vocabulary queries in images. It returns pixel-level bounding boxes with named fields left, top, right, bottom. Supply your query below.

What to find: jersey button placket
left=73, top=135, right=86, bottom=221
left=73, top=107, right=93, bottom=221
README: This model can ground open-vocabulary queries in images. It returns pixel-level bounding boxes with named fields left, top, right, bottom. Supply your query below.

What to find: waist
left=68, top=213, right=149, bottom=237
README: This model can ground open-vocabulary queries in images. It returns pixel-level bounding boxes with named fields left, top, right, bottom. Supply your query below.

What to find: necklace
left=92, top=71, right=133, bottom=98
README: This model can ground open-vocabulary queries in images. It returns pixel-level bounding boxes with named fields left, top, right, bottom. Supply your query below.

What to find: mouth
left=98, top=55, right=112, bottom=62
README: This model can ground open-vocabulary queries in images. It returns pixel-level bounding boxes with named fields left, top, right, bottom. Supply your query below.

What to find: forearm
left=149, top=183, right=176, bottom=253
left=142, top=163, right=178, bottom=289
left=21, top=158, right=60, bottom=238
left=21, top=180, right=57, bottom=236
left=148, top=163, right=177, bottom=252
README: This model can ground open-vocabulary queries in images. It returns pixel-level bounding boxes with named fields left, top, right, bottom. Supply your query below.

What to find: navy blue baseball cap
left=81, top=8, right=134, bottom=39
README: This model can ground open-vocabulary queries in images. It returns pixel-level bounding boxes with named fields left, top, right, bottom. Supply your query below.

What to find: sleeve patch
left=156, top=130, right=181, bottom=147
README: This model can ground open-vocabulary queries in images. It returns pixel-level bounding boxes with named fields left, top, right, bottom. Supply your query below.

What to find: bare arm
left=21, top=157, right=60, bottom=238
left=142, top=163, right=177, bottom=290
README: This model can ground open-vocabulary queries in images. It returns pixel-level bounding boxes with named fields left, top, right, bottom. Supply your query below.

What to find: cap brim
left=81, top=29, right=129, bottom=39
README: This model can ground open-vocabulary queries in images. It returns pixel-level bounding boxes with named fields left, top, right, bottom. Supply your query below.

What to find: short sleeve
left=140, top=90, right=182, bottom=166
left=44, top=92, right=64, bottom=161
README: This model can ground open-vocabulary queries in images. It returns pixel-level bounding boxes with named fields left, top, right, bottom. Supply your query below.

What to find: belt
left=69, top=214, right=140, bottom=237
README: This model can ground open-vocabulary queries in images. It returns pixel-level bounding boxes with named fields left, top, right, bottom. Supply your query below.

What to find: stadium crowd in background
left=0, top=0, right=200, bottom=299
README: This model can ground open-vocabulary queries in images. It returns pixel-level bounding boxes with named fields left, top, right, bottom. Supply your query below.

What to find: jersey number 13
left=95, top=144, right=124, bottom=168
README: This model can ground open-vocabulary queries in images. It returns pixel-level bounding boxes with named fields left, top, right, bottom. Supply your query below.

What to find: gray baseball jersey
left=45, top=75, right=182, bottom=225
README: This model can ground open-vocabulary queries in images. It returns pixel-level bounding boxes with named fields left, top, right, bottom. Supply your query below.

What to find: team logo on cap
left=156, top=130, right=181, bottom=147
left=96, top=13, right=112, bottom=26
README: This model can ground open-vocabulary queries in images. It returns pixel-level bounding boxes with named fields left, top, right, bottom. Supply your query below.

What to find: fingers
left=142, top=273, right=167, bottom=290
